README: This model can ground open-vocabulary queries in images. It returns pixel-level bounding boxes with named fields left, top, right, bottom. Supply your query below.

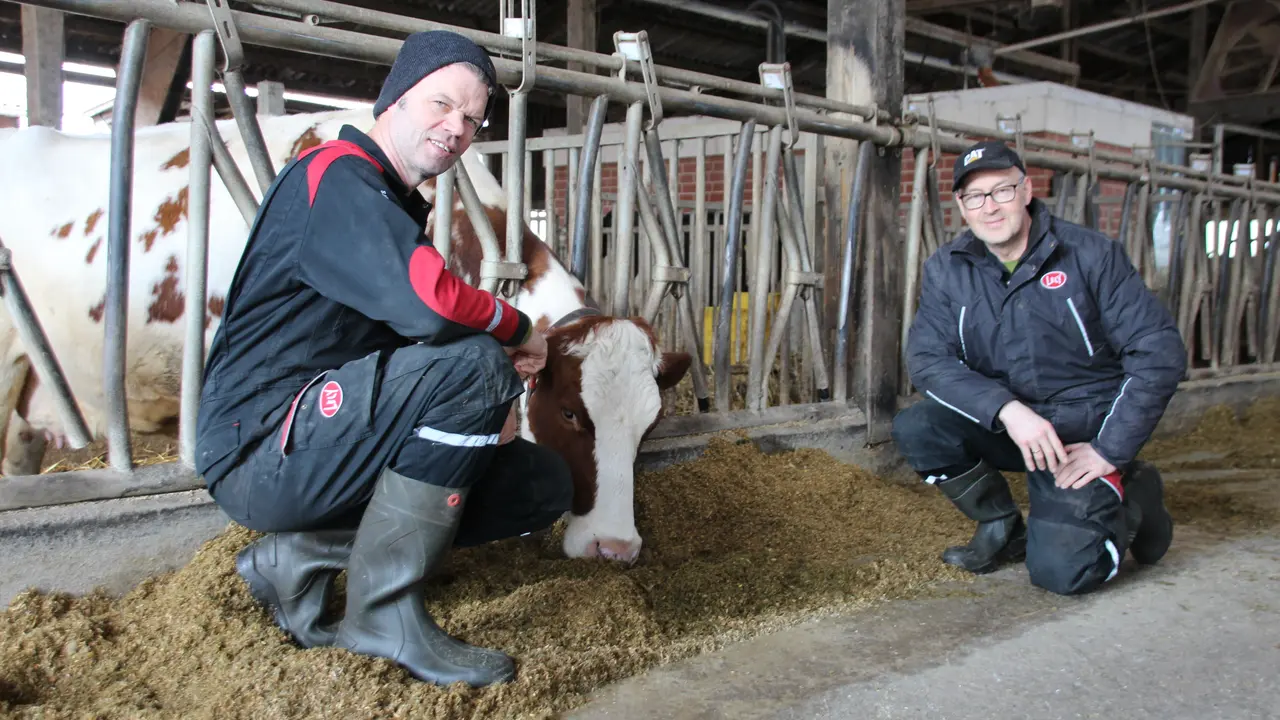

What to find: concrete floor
left=2, top=473, right=1277, bottom=720
left=570, top=473, right=1280, bottom=720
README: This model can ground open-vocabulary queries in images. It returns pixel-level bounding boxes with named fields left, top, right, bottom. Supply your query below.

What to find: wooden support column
left=820, top=0, right=905, bottom=443
left=566, top=0, right=596, bottom=133
left=1189, top=5, right=1208, bottom=107
left=135, top=28, right=188, bottom=127
left=22, top=5, right=64, bottom=129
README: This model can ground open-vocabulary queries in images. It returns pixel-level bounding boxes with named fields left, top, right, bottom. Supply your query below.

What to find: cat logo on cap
left=963, top=148, right=985, bottom=166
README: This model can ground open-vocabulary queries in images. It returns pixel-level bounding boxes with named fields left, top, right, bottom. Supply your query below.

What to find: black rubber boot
left=1122, top=461, right=1174, bottom=565
left=335, top=468, right=515, bottom=687
left=236, top=529, right=355, bottom=649
left=934, top=460, right=1027, bottom=574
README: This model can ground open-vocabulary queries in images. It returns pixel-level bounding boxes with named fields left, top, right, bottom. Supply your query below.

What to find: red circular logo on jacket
left=1040, top=271, right=1068, bottom=289
left=319, top=381, right=343, bottom=417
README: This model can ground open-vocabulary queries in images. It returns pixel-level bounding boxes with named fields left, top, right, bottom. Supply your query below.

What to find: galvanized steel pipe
left=179, top=30, right=216, bottom=469
left=747, top=125, right=784, bottom=412
left=714, top=121, right=756, bottom=412
left=572, top=95, right=608, bottom=286
left=104, top=18, right=151, bottom=472
left=221, top=69, right=277, bottom=194
left=610, top=102, right=644, bottom=316
left=0, top=246, right=92, bottom=450
left=833, top=141, right=876, bottom=404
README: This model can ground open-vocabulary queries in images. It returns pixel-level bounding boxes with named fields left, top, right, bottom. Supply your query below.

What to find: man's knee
left=390, top=334, right=523, bottom=411
left=1025, top=518, right=1122, bottom=596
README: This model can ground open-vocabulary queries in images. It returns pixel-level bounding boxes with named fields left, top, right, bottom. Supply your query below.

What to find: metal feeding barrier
left=2, top=0, right=1279, bottom=515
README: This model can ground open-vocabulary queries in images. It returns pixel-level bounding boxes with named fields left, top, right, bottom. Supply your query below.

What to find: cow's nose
left=594, top=538, right=641, bottom=565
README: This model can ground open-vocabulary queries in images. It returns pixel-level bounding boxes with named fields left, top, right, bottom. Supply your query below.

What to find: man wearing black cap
left=891, top=139, right=1185, bottom=596
left=194, top=30, right=572, bottom=686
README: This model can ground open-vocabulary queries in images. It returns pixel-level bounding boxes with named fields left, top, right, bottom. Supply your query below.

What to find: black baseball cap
left=953, top=140, right=1026, bottom=191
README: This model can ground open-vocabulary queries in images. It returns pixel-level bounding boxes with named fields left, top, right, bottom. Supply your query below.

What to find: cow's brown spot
left=16, top=368, right=39, bottom=418
left=534, top=315, right=551, bottom=334
left=290, top=125, right=322, bottom=159
left=147, top=255, right=184, bottom=323
left=89, top=296, right=106, bottom=323
left=139, top=229, right=159, bottom=252
left=446, top=203, right=554, bottom=293
left=84, top=209, right=104, bottom=236
left=155, top=186, right=189, bottom=236
left=162, top=148, right=189, bottom=170
left=85, top=237, right=102, bottom=264
left=52, top=222, right=73, bottom=239
left=204, top=295, right=225, bottom=330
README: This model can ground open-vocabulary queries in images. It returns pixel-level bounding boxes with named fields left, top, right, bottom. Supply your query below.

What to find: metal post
left=454, top=162, right=504, bottom=295
left=434, top=167, right=456, bottom=266
left=505, top=89, right=529, bottom=298
left=746, top=125, right=783, bottom=412
left=104, top=18, right=151, bottom=472
left=0, top=243, right=92, bottom=449
left=901, top=148, right=931, bottom=390
left=571, top=95, right=608, bottom=286
left=611, top=102, right=644, bottom=315
left=179, top=30, right=216, bottom=469
left=714, top=120, right=756, bottom=412
left=1215, top=198, right=1245, bottom=358
left=1117, top=182, right=1138, bottom=245
left=221, top=69, right=276, bottom=195
left=782, top=144, right=829, bottom=401
left=833, top=141, right=874, bottom=403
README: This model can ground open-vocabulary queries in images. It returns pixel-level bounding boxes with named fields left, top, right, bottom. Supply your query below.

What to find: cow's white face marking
left=559, top=320, right=662, bottom=560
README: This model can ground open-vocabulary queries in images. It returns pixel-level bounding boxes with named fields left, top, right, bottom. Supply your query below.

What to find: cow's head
left=524, top=315, right=690, bottom=563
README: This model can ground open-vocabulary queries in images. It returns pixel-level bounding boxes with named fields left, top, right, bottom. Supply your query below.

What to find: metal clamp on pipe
left=759, top=63, right=799, bottom=148
left=785, top=269, right=824, bottom=288
left=205, top=0, right=276, bottom=194
left=614, top=31, right=662, bottom=129
left=652, top=265, right=691, bottom=285
left=499, top=0, right=536, bottom=94
left=481, top=260, right=530, bottom=283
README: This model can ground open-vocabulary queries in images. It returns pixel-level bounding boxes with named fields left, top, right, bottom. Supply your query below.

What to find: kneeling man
left=893, top=140, right=1183, bottom=596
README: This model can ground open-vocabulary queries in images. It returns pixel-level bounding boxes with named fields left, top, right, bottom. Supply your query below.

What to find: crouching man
left=892, top=140, right=1184, bottom=596
left=194, top=31, right=572, bottom=686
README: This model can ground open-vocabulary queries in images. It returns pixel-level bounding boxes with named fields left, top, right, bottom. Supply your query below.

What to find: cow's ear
left=655, top=352, right=691, bottom=391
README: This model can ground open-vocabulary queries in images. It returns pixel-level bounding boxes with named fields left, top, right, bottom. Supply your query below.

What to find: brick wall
left=546, top=131, right=1137, bottom=240
left=899, top=132, right=1136, bottom=238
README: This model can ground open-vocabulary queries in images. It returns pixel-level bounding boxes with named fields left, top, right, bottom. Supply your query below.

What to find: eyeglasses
left=957, top=177, right=1025, bottom=210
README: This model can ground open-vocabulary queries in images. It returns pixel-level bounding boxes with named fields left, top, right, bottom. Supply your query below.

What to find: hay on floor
left=2, top=400, right=1279, bottom=719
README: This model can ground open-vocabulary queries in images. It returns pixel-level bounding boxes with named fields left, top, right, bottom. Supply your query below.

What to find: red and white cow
left=0, top=107, right=689, bottom=563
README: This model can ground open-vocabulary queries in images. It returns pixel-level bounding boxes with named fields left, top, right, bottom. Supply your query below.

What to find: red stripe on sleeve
left=407, top=245, right=504, bottom=333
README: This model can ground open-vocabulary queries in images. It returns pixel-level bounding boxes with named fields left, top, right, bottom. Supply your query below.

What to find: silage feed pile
left=3, top=402, right=1280, bottom=719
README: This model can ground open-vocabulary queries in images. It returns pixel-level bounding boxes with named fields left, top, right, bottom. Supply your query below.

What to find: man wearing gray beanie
left=196, top=30, right=570, bottom=689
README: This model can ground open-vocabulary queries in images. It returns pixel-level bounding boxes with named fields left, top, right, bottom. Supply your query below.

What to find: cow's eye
left=561, top=409, right=576, bottom=422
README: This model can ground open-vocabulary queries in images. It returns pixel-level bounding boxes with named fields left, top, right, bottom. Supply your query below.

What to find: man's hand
left=1053, top=442, right=1117, bottom=489
left=506, top=329, right=548, bottom=379
left=499, top=404, right=518, bottom=445
left=998, top=400, right=1068, bottom=473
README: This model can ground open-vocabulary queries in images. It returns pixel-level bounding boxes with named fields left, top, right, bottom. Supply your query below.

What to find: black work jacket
left=906, top=197, right=1187, bottom=467
left=194, top=125, right=531, bottom=482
